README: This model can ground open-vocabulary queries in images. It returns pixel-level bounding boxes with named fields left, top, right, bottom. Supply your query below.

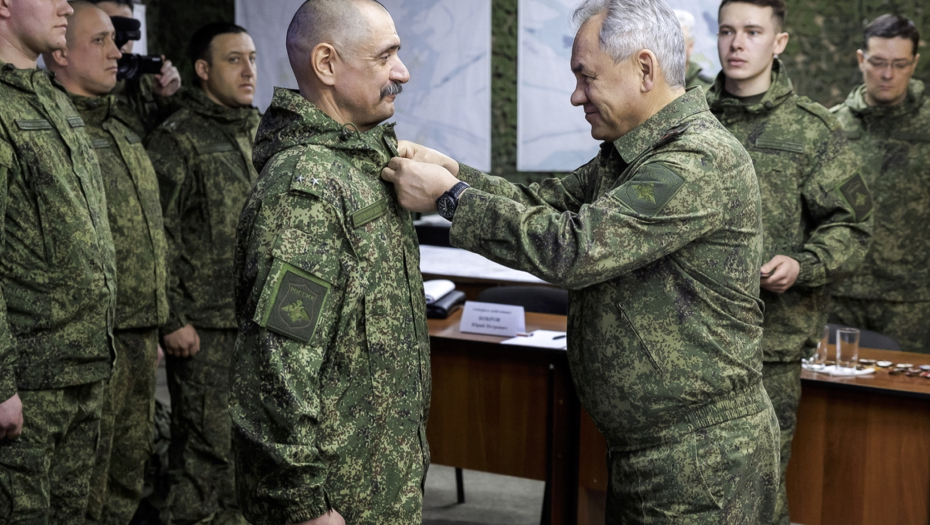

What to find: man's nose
left=392, top=58, right=410, bottom=84
left=570, top=84, right=586, bottom=107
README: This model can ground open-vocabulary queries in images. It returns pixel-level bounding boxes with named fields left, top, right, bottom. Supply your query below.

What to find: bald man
left=230, top=1, right=428, bottom=524
left=42, top=4, right=168, bottom=524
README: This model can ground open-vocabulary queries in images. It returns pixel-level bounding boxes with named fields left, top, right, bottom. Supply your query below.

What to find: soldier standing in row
left=383, top=0, right=780, bottom=521
left=88, top=0, right=182, bottom=138
left=146, top=22, right=259, bottom=525
left=675, top=9, right=713, bottom=91
left=829, top=15, right=930, bottom=354
left=42, top=3, right=169, bottom=524
left=232, top=1, right=430, bottom=524
left=0, top=0, right=118, bottom=523
left=706, top=1, right=873, bottom=522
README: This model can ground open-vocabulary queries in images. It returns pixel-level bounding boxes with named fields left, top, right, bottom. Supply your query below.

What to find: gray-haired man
left=382, top=0, right=779, bottom=522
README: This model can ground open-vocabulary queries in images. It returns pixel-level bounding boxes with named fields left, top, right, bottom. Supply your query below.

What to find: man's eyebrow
left=374, top=43, right=401, bottom=56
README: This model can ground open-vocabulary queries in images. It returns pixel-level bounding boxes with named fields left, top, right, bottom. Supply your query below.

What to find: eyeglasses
left=862, top=52, right=916, bottom=71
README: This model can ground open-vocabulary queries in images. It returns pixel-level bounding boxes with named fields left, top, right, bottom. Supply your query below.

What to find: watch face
left=437, top=195, right=455, bottom=220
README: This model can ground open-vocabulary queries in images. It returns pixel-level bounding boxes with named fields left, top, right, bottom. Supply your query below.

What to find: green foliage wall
left=147, top=0, right=928, bottom=183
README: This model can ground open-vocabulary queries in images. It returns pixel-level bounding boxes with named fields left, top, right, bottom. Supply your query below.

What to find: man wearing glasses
left=829, top=15, right=929, bottom=355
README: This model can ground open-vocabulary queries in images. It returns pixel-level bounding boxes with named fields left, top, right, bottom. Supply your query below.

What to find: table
left=427, top=311, right=579, bottom=525
left=428, top=308, right=930, bottom=524
left=786, top=347, right=930, bottom=525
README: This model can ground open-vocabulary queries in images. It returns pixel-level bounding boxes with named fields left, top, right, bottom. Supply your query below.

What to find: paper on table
left=802, top=364, right=875, bottom=376
left=501, top=330, right=567, bottom=350
left=424, top=279, right=456, bottom=304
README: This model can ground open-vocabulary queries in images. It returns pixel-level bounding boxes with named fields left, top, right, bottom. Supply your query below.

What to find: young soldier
left=829, top=15, right=930, bottom=354
left=706, top=0, right=873, bottom=522
left=384, top=0, right=780, bottom=521
left=43, top=3, right=168, bottom=524
left=146, top=23, right=258, bottom=525
left=0, top=0, right=118, bottom=523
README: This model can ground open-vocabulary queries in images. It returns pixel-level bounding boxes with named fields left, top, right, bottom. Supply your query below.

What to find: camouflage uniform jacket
left=231, top=88, right=430, bottom=524
left=452, top=88, right=767, bottom=451
left=686, top=60, right=713, bottom=91
left=0, top=62, right=117, bottom=398
left=72, top=93, right=169, bottom=330
left=147, top=87, right=260, bottom=333
left=111, top=75, right=181, bottom=139
left=706, top=59, right=873, bottom=363
left=831, top=80, right=930, bottom=302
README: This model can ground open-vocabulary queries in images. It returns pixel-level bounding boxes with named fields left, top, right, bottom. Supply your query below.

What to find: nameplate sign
left=459, top=301, right=525, bottom=337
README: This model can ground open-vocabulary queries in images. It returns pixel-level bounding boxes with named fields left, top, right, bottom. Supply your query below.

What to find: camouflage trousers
left=829, top=297, right=930, bottom=354
left=0, top=381, right=105, bottom=525
left=85, top=328, right=159, bottom=525
left=165, top=328, right=245, bottom=525
left=605, top=404, right=779, bottom=524
left=761, top=361, right=802, bottom=525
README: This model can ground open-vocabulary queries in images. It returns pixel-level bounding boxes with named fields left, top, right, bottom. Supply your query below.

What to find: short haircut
left=572, top=0, right=687, bottom=88
left=718, top=0, right=787, bottom=31
left=863, top=14, right=920, bottom=56
left=674, top=9, right=695, bottom=44
left=285, top=0, right=386, bottom=69
left=187, top=22, right=249, bottom=66
left=84, top=0, right=135, bottom=11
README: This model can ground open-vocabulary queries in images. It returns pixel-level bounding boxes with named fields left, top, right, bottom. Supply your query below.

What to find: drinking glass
left=836, top=328, right=860, bottom=372
left=806, top=325, right=829, bottom=370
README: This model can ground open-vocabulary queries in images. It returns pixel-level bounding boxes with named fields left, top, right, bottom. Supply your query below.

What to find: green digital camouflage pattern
left=760, top=361, right=802, bottom=525
left=86, top=329, right=158, bottom=525
left=451, top=88, right=774, bottom=496
left=606, top=405, right=778, bottom=524
left=0, top=62, right=117, bottom=399
left=111, top=75, right=181, bottom=139
left=146, top=86, right=260, bottom=334
left=165, top=328, right=244, bottom=525
left=830, top=81, right=930, bottom=348
left=72, top=93, right=169, bottom=330
left=706, top=59, right=873, bottom=364
left=0, top=381, right=104, bottom=525
left=830, top=296, right=930, bottom=353
left=232, top=88, right=430, bottom=525
left=685, top=61, right=713, bottom=92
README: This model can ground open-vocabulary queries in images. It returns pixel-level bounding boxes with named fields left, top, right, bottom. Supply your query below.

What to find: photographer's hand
left=155, top=57, right=181, bottom=97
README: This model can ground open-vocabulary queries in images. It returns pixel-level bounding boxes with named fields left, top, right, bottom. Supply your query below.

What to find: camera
left=111, top=16, right=163, bottom=81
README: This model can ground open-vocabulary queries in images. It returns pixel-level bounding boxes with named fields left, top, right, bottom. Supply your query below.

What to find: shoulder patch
left=15, top=119, right=52, bottom=131
left=92, top=138, right=111, bottom=149
left=615, top=163, right=685, bottom=217
left=67, top=116, right=85, bottom=128
left=260, top=259, right=331, bottom=344
left=837, top=173, right=873, bottom=221
left=796, top=97, right=842, bottom=131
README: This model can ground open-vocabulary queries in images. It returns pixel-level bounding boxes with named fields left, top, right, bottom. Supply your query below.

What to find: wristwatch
left=436, top=181, right=470, bottom=221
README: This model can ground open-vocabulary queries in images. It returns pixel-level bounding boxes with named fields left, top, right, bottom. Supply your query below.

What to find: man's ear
left=194, top=59, right=210, bottom=84
left=311, top=43, right=338, bottom=87
left=50, top=49, right=68, bottom=67
left=0, top=0, right=11, bottom=19
left=638, top=49, right=658, bottom=92
left=773, top=31, right=789, bottom=55
left=856, top=49, right=867, bottom=74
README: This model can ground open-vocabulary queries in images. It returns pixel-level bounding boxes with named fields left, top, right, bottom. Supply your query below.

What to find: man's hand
left=381, top=158, right=460, bottom=213
left=156, top=344, right=165, bottom=368
left=153, top=57, right=181, bottom=97
left=760, top=255, right=800, bottom=294
left=0, top=393, right=23, bottom=440
left=288, top=510, right=345, bottom=525
left=163, top=324, right=200, bottom=358
left=396, top=140, right=459, bottom=176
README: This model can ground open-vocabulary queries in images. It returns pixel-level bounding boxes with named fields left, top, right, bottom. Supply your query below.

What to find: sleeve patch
left=259, top=259, right=331, bottom=344
left=615, top=163, right=685, bottom=217
left=837, top=174, right=873, bottom=221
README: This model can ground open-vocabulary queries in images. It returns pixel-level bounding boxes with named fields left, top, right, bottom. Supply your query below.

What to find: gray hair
left=674, top=9, right=695, bottom=44
left=572, top=0, right=686, bottom=88
left=286, top=0, right=385, bottom=67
